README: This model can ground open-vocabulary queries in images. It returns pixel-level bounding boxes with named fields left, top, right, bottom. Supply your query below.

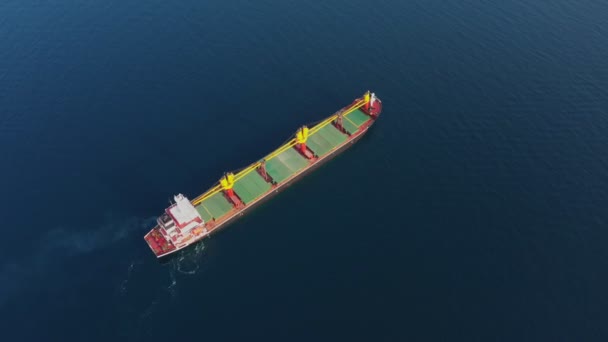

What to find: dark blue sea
left=2, top=0, right=608, bottom=340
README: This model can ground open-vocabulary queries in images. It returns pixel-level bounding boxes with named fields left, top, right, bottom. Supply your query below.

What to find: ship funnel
left=173, top=194, right=188, bottom=213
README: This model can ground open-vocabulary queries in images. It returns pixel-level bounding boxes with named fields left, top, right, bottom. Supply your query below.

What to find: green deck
left=195, top=192, right=233, bottom=222
left=266, top=147, right=309, bottom=183
left=343, top=109, right=370, bottom=133
left=307, top=124, right=348, bottom=157
left=233, top=170, right=272, bottom=204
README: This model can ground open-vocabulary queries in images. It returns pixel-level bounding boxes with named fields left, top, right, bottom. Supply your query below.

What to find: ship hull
left=152, top=117, right=378, bottom=260
left=145, top=93, right=382, bottom=259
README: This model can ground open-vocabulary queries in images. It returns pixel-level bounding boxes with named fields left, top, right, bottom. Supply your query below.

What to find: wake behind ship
left=145, top=92, right=382, bottom=258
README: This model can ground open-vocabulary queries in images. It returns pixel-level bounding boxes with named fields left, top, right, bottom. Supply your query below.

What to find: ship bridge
left=161, top=194, right=203, bottom=236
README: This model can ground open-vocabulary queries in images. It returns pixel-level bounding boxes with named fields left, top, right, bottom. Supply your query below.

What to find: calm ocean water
left=1, top=0, right=608, bottom=340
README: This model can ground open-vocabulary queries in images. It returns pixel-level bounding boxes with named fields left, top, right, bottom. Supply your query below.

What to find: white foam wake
left=0, top=216, right=156, bottom=307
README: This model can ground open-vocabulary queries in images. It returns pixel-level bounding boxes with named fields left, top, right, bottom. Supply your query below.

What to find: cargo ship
left=144, top=91, right=382, bottom=258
